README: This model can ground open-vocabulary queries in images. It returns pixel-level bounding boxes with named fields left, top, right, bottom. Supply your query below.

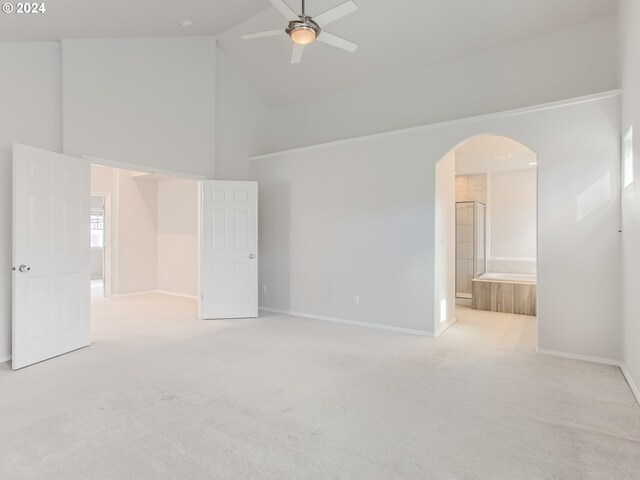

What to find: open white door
left=201, top=181, right=258, bottom=319
left=12, top=144, right=91, bottom=370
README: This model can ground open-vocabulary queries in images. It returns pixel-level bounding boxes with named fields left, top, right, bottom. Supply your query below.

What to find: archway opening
left=434, top=134, right=538, bottom=341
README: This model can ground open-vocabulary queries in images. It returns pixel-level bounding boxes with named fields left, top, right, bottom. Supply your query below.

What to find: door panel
left=13, top=144, right=91, bottom=370
left=201, top=181, right=258, bottom=319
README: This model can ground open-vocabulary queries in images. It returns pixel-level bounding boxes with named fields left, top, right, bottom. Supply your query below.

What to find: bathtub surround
left=472, top=276, right=537, bottom=316
left=454, top=159, right=537, bottom=315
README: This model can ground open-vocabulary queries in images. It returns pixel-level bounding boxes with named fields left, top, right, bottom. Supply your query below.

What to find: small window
left=623, top=126, right=634, bottom=189
left=91, top=212, right=104, bottom=248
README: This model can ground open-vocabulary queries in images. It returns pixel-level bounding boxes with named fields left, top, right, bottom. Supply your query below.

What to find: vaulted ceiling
left=0, top=0, right=268, bottom=41
left=218, top=0, right=618, bottom=106
left=0, top=0, right=618, bottom=107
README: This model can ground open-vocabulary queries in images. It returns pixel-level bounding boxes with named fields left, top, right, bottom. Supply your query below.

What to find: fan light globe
left=290, top=25, right=317, bottom=45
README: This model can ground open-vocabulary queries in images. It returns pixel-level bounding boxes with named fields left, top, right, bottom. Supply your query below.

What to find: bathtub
left=472, top=272, right=537, bottom=316
left=479, top=272, right=536, bottom=284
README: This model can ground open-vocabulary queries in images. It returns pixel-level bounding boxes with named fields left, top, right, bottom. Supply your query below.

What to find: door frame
left=82, top=155, right=207, bottom=316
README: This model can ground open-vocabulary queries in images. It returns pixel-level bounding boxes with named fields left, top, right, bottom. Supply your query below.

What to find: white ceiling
left=0, top=0, right=269, bottom=41
left=454, top=135, right=537, bottom=175
left=217, top=0, right=617, bottom=106
left=0, top=0, right=617, bottom=107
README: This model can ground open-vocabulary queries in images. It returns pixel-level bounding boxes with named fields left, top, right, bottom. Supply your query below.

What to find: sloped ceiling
left=1, top=0, right=618, bottom=107
left=0, top=0, right=269, bottom=41
left=217, top=0, right=617, bottom=106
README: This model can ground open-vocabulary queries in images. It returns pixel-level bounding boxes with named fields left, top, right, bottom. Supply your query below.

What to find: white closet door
left=201, top=181, right=258, bottom=319
left=12, top=144, right=91, bottom=370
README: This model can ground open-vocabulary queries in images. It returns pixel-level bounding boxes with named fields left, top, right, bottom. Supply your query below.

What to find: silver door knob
left=18, top=265, right=31, bottom=273
left=249, top=254, right=256, bottom=259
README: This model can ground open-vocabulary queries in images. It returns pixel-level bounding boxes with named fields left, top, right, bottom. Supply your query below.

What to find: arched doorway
left=434, top=134, right=538, bottom=340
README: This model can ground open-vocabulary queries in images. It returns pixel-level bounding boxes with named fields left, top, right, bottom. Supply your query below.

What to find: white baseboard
left=112, top=290, right=198, bottom=300
left=110, top=290, right=158, bottom=298
left=259, top=307, right=433, bottom=337
left=156, top=290, right=199, bottom=300
left=536, top=347, right=621, bottom=366
left=0, top=354, right=11, bottom=364
left=435, top=317, right=457, bottom=337
left=533, top=349, right=640, bottom=407
left=620, top=364, right=640, bottom=406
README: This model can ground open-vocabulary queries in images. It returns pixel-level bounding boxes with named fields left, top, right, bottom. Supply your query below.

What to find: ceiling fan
left=241, top=0, right=359, bottom=64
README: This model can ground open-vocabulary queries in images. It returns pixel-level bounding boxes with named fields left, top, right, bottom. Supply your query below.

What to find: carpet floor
left=0, top=293, right=638, bottom=480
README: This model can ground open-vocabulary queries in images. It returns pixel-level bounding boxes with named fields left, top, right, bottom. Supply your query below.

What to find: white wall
left=215, top=48, right=269, bottom=180
left=114, top=171, right=159, bottom=295
left=619, top=0, right=640, bottom=397
left=62, top=37, right=216, bottom=178
left=0, top=43, right=61, bottom=361
left=91, top=166, right=199, bottom=297
left=434, top=152, right=456, bottom=333
left=252, top=94, right=622, bottom=360
left=489, top=169, right=537, bottom=260
left=260, top=17, right=618, bottom=154
left=157, top=178, right=199, bottom=297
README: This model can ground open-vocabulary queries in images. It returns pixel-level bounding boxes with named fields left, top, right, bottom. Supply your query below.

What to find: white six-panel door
left=201, top=181, right=258, bottom=319
left=12, top=144, right=91, bottom=370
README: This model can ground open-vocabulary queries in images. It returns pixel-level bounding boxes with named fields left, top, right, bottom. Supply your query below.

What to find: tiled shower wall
left=455, top=174, right=487, bottom=296
left=455, top=174, right=487, bottom=203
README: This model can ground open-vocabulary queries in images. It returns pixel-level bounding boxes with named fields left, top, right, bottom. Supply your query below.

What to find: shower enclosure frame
left=455, top=200, right=487, bottom=300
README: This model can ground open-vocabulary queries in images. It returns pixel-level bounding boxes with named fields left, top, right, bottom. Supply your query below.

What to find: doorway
left=89, top=164, right=201, bottom=321
left=434, top=134, right=538, bottom=337
left=11, top=144, right=259, bottom=369
left=90, top=194, right=106, bottom=297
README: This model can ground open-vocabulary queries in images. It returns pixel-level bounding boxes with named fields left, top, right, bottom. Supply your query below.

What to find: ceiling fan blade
left=241, top=29, right=286, bottom=40
left=313, top=0, right=358, bottom=27
left=317, top=31, right=358, bottom=52
left=291, top=44, right=305, bottom=64
left=270, top=0, right=300, bottom=22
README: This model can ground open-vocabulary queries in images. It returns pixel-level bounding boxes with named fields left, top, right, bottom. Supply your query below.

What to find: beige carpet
left=0, top=294, right=638, bottom=480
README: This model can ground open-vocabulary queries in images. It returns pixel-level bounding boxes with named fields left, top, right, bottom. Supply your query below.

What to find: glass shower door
left=456, top=201, right=486, bottom=299
left=475, top=202, right=486, bottom=278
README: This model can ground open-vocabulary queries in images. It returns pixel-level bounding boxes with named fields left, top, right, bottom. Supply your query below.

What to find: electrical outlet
left=353, top=295, right=360, bottom=305
left=262, top=284, right=267, bottom=294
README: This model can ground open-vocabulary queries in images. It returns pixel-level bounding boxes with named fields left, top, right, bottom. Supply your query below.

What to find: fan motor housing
left=286, top=17, right=321, bottom=38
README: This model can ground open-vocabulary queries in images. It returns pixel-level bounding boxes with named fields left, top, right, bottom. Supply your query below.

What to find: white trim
left=156, top=290, right=199, bottom=300
left=250, top=90, right=621, bottom=160
left=620, top=364, right=640, bottom=406
left=0, top=354, right=11, bottom=363
left=83, top=155, right=207, bottom=181
left=536, top=347, right=620, bottom=366
left=259, top=307, right=433, bottom=337
left=487, top=257, right=537, bottom=262
left=110, top=290, right=198, bottom=300
left=435, top=317, right=457, bottom=337
left=110, top=290, right=159, bottom=298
